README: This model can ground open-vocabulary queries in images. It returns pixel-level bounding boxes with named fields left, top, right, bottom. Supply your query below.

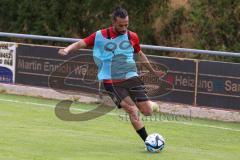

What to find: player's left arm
left=130, top=31, right=165, bottom=78
left=137, top=50, right=166, bottom=78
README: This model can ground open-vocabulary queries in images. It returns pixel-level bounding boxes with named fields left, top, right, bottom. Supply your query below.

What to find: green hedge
left=0, top=0, right=239, bottom=61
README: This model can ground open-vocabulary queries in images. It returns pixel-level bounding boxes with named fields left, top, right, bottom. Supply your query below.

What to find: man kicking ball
left=58, top=7, right=164, bottom=143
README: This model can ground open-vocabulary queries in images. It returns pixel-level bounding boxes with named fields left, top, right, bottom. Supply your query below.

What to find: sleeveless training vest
left=93, top=30, right=138, bottom=80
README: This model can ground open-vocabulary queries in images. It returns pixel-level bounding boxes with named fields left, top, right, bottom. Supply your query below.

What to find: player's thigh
left=127, top=77, right=149, bottom=102
left=104, top=83, right=137, bottom=110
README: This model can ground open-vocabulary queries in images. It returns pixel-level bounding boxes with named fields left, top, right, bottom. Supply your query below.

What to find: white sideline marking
left=0, top=98, right=117, bottom=115
left=0, top=98, right=239, bottom=132
left=162, top=121, right=240, bottom=132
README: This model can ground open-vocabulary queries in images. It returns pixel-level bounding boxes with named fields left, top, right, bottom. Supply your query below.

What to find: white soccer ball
left=145, top=133, right=165, bottom=153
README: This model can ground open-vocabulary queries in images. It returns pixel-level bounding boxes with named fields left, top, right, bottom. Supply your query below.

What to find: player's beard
left=115, top=28, right=127, bottom=35
left=118, top=30, right=127, bottom=35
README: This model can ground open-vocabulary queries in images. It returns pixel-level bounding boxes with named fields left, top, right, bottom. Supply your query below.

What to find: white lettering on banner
left=225, top=80, right=240, bottom=93
left=175, top=75, right=214, bottom=92
left=44, top=62, right=72, bottom=73
left=18, top=59, right=42, bottom=71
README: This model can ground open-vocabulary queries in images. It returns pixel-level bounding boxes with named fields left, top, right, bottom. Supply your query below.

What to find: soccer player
left=58, top=7, right=165, bottom=143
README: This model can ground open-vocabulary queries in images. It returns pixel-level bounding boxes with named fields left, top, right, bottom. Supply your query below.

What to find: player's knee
left=142, top=107, right=153, bottom=116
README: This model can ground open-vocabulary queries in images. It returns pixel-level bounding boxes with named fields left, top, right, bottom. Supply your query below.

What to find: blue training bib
left=93, top=30, right=138, bottom=80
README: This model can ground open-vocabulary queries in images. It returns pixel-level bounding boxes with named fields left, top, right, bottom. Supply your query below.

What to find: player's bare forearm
left=137, top=50, right=155, bottom=73
left=58, top=40, right=87, bottom=56
left=137, top=50, right=166, bottom=78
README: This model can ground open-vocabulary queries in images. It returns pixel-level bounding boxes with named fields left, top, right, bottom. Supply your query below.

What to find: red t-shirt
left=83, top=27, right=141, bottom=83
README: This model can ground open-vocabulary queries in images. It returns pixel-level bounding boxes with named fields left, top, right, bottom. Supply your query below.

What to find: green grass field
left=0, top=93, right=239, bottom=160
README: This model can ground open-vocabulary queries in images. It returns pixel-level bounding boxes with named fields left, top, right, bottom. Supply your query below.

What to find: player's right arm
left=58, top=32, right=96, bottom=56
left=58, top=40, right=87, bottom=56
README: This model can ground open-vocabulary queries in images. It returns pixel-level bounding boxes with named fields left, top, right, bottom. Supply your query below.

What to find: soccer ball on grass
left=145, top=133, right=165, bottom=153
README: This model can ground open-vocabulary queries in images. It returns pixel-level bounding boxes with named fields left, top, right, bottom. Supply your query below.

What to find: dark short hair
left=112, top=7, right=128, bottom=20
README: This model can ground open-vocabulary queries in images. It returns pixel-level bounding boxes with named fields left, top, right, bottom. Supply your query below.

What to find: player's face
left=113, top=16, right=129, bottom=34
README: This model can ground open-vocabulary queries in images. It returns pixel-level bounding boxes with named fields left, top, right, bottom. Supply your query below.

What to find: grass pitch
left=0, top=93, right=239, bottom=160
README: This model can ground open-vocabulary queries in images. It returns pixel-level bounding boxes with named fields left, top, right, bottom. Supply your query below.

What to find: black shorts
left=103, top=77, right=149, bottom=108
